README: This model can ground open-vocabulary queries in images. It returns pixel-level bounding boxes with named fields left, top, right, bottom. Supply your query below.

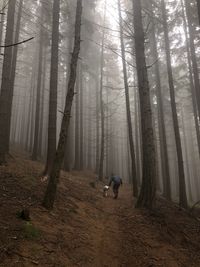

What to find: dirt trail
left=1, top=157, right=200, bottom=266
left=91, top=186, right=130, bottom=267
left=91, top=184, right=200, bottom=267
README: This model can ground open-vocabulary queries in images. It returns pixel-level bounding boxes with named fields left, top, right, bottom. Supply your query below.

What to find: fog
left=0, top=0, right=200, bottom=208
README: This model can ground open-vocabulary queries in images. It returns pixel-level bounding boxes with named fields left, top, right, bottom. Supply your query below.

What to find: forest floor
left=1, top=155, right=200, bottom=266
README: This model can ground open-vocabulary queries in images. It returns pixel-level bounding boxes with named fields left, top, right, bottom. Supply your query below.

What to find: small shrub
left=23, top=222, right=40, bottom=239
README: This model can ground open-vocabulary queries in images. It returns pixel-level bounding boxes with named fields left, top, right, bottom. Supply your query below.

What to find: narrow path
left=91, top=185, right=133, bottom=267
left=90, top=184, right=200, bottom=267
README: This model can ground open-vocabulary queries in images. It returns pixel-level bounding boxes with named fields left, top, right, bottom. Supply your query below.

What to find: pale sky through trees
left=0, top=0, right=199, bottom=208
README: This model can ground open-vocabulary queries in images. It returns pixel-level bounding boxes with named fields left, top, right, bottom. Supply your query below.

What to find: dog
left=103, top=185, right=109, bottom=197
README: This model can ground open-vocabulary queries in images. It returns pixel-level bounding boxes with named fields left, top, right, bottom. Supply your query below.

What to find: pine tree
left=133, top=0, right=156, bottom=208
left=0, top=0, right=16, bottom=164
left=43, top=0, right=83, bottom=209
left=118, top=0, right=138, bottom=197
left=44, top=0, right=60, bottom=175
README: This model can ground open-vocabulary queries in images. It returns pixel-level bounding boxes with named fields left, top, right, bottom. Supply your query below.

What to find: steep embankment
left=0, top=156, right=200, bottom=266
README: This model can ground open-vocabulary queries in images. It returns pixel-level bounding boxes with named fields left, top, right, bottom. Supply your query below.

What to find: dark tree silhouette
left=0, top=0, right=16, bottom=164
left=43, top=0, right=83, bottom=209
left=133, top=0, right=156, bottom=208
left=44, top=0, right=60, bottom=176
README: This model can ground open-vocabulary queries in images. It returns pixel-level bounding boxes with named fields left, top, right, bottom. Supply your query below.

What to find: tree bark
left=80, top=63, right=84, bottom=170
left=0, top=0, right=6, bottom=58
left=98, top=1, right=106, bottom=180
left=32, top=4, right=44, bottom=161
left=43, top=0, right=82, bottom=210
left=38, top=46, right=47, bottom=158
left=95, top=75, right=100, bottom=173
left=105, top=85, right=109, bottom=176
left=181, top=106, right=192, bottom=202
left=6, top=0, right=23, bottom=153
left=0, top=0, right=16, bottom=164
left=133, top=0, right=156, bottom=209
left=63, top=25, right=74, bottom=171
left=79, top=63, right=84, bottom=169
left=134, top=87, right=142, bottom=186
left=74, top=66, right=80, bottom=170
left=44, top=0, right=60, bottom=174
left=87, top=80, right=92, bottom=169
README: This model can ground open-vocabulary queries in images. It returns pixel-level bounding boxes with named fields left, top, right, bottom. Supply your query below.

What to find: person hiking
left=108, top=174, right=122, bottom=199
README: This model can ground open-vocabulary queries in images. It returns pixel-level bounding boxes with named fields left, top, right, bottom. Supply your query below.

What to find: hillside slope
left=0, top=156, right=200, bottom=266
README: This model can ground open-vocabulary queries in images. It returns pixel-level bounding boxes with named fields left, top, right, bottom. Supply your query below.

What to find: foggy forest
left=1, top=0, right=200, bottom=266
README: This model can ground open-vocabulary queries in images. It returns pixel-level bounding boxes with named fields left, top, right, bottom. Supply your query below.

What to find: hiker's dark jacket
left=108, top=175, right=122, bottom=186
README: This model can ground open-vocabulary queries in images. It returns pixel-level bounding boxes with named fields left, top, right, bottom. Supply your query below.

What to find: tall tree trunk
left=133, top=0, right=156, bottom=209
left=63, top=29, right=74, bottom=171
left=87, top=81, right=92, bottom=169
left=0, top=0, right=16, bottom=164
left=161, top=0, right=187, bottom=208
left=38, top=46, right=47, bottom=158
left=105, top=85, right=109, bottom=176
left=118, top=0, right=138, bottom=197
left=43, top=0, right=82, bottom=210
left=134, top=87, right=142, bottom=186
left=148, top=0, right=171, bottom=199
left=44, top=0, right=60, bottom=174
left=95, top=75, right=100, bottom=173
left=74, top=66, right=80, bottom=170
left=32, top=5, right=44, bottom=161
left=79, top=63, right=84, bottom=169
left=6, top=0, right=23, bottom=153
left=0, top=0, right=6, bottom=58
left=29, top=70, right=37, bottom=153
left=25, top=47, right=38, bottom=152
left=98, top=1, right=106, bottom=180
left=181, top=106, right=192, bottom=202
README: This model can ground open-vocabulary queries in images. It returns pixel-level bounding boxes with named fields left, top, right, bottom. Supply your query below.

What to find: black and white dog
left=103, top=185, right=109, bottom=197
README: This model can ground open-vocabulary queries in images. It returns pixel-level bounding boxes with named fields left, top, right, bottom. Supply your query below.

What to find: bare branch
left=146, top=58, right=159, bottom=69
left=0, top=37, right=34, bottom=48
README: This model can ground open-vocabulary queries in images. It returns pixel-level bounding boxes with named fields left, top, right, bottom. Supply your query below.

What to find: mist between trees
left=0, top=0, right=200, bottom=209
